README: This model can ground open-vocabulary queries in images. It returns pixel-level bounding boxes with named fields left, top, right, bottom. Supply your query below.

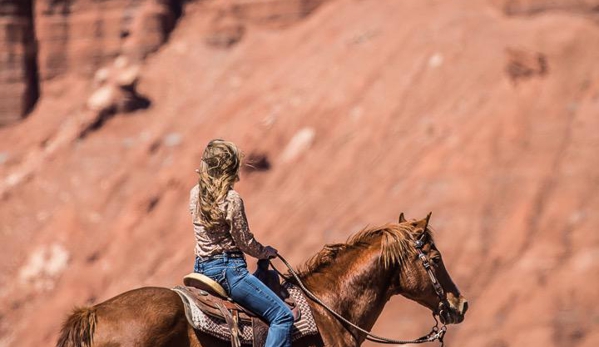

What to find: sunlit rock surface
left=0, top=0, right=597, bottom=346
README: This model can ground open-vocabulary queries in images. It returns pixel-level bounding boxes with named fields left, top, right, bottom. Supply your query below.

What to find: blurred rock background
left=0, top=0, right=598, bottom=346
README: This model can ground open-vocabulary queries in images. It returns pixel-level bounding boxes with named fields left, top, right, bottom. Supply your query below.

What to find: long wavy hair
left=195, top=139, right=242, bottom=228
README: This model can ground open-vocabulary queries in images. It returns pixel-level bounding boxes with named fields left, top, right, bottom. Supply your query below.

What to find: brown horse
left=57, top=215, right=468, bottom=347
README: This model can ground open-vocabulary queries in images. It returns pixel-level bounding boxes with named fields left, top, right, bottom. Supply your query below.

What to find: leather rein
left=273, top=234, right=449, bottom=346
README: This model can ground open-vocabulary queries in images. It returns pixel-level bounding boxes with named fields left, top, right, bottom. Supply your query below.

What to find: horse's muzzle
left=438, top=296, right=468, bottom=324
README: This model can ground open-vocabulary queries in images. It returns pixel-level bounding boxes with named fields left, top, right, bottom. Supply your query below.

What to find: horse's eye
left=431, top=257, right=441, bottom=266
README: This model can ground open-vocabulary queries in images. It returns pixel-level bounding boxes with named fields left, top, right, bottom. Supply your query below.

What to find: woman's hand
left=264, top=246, right=278, bottom=259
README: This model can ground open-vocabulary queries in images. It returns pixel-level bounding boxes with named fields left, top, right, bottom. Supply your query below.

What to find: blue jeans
left=194, top=255, right=294, bottom=347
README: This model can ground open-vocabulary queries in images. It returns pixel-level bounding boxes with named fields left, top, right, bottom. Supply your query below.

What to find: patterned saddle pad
left=172, top=282, right=319, bottom=346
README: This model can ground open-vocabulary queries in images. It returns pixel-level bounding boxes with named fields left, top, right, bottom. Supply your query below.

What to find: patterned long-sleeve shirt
left=189, top=185, right=270, bottom=259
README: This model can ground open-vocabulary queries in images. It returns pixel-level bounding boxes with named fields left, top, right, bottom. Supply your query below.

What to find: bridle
left=414, top=234, right=446, bottom=302
left=273, top=226, right=451, bottom=346
left=414, top=232, right=451, bottom=329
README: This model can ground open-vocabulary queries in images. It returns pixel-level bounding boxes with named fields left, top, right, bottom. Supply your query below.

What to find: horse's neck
left=304, top=245, right=394, bottom=340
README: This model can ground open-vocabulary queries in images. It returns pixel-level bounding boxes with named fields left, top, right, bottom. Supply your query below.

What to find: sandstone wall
left=0, top=0, right=39, bottom=125
left=0, top=0, right=329, bottom=124
left=35, top=0, right=184, bottom=80
left=1, top=0, right=599, bottom=346
left=0, top=0, right=183, bottom=124
left=498, top=0, right=599, bottom=19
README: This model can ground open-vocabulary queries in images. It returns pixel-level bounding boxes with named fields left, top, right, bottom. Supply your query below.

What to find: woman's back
left=190, top=187, right=269, bottom=259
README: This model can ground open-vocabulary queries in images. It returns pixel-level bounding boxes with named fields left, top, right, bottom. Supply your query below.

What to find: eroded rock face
left=35, top=0, right=185, bottom=80
left=498, top=0, right=599, bottom=20
left=0, top=0, right=331, bottom=124
left=200, top=0, right=329, bottom=48
left=1, top=1, right=599, bottom=347
left=81, top=56, right=150, bottom=138
left=0, top=0, right=184, bottom=124
left=505, top=48, right=548, bottom=84
left=0, top=0, right=39, bottom=124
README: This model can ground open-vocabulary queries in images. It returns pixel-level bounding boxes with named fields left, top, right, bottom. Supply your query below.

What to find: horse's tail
left=56, top=306, right=96, bottom=347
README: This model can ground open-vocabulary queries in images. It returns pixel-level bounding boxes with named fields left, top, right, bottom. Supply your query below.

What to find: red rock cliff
left=0, top=0, right=597, bottom=346
left=0, top=0, right=38, bottom=124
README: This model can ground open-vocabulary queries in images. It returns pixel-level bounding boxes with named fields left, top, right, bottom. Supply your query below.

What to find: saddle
left=178, top=259, right=301, bottom=346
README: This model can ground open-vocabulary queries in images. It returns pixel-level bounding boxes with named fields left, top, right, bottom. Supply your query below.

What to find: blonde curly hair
left=195, top=139, right=243, bottom=228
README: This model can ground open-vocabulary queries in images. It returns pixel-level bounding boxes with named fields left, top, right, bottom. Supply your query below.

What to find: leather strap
left=215, top=301, right=241, bottom=347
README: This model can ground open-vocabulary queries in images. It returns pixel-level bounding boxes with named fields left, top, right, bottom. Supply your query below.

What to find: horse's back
left=59, top=287, right=196, bottom=347
left=96, top=287, right=193, bottom=346
left=95, top=286, right=183, bottom=320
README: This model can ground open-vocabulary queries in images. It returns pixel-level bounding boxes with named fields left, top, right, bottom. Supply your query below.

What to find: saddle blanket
left=172, top=283, right=319, bottom=345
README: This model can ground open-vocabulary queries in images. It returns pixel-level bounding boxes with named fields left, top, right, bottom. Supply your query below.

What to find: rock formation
left=0, top=0, right=39, bottom=124
left=0, top=1, right=598, bottom=347
left=0, top=0, right=329, bottom=124
left=0, top=0, right=185, bottom=124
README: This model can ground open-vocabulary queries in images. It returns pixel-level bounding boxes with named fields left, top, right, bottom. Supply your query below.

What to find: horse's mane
left=297, top=223, right=434, bottom=276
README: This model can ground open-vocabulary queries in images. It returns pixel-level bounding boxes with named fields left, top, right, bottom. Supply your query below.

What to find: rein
left=272, top=252, right=448, bottom=346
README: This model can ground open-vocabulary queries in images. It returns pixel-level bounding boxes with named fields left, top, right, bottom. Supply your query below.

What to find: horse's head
left=393, top=213, right=468, bottom=325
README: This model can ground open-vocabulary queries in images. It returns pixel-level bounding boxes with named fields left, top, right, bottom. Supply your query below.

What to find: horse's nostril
left=462, top=301, right=469, bottom=314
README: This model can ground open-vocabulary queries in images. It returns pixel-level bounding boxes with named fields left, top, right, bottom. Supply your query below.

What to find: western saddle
left=180, top=260, right=299, bottom=346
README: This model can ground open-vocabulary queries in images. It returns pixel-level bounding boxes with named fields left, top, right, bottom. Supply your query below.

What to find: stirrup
left=184, top=273, right=229, bottom=299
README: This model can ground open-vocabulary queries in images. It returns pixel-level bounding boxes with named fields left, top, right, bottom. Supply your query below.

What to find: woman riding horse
left=56, top=144, right=468, bottom=347
left=190, top=139, right=293, bottom=347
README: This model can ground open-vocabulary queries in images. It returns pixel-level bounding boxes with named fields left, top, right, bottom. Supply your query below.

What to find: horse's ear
left=424, top=212, right=432, bottom=229
left=410, top=213, right=432, bottom=233
left=398, top=213, right=406, bottom=223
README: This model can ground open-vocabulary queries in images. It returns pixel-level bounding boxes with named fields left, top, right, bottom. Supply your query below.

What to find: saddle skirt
left=172, top=282, right=319, bottom=346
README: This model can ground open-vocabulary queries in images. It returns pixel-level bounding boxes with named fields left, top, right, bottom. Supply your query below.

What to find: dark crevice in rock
left=121, top=85, right=153, bottom=112
left=243, top=153, right=272, bottom=173
left=300, top=0, right=327, bottom=19
left=148, top=140, right=162, bottom=154
left=505, top=48, right=548, bottom=85
left=146, top=196, right=160, bottom=213
left=86, top=251, right=101, bottom=264
left=502, top=1, right=599, bottom=22
left=24, top=0, right=40, bottom=116
left=162, top=0, right=187, bottom=44
left=78, top=86, right=151, bottom=139
left=0, top=0, right=40, bottom=125
left=78, top=108, right=118, bottom=140
left=168, top=0, right=185, bottom=22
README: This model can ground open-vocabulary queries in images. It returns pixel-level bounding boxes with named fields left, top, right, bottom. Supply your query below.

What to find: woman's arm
left=226, top=191, right=272, bottom=259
